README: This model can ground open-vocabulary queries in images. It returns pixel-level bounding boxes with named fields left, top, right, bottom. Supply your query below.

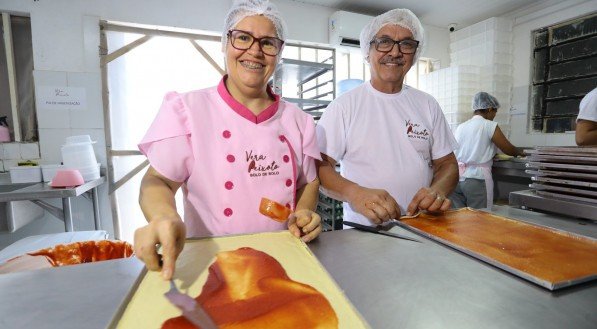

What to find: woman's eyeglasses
left=369, top=37, right=419, bottom=54
left=228, top=29, right=284, bottom=56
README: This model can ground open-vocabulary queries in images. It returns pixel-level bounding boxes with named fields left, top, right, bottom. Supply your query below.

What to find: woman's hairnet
left=221, top=0, right=288, bottom=52
left=472, top=92, right=500, bottom=110
left=359, top=8, right=425, bottom=63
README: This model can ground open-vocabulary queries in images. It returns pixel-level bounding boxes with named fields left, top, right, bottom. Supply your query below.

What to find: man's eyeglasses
left=369, top=37, right=419, bottom=54
left=227, top=29, right=284, bottom=56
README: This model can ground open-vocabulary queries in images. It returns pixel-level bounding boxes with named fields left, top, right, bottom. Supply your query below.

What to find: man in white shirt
left=449, top=92, right=523, bottom=209
left=316, top=8, right=459, bottom=225
left=576, top=87, right=597, bottom=146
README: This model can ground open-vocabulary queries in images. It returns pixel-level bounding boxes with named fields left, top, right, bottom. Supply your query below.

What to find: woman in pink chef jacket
left=134, top=0, right=322, bottom=280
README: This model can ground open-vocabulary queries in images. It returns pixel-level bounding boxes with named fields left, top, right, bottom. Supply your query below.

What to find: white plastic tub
left=9, top=166, right=42, bottom=184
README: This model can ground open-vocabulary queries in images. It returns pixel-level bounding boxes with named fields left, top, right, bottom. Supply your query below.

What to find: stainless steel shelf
left=274, top=58, right=333, bottom=86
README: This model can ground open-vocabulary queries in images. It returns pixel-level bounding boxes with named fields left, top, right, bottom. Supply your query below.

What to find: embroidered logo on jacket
left=405, top=119, right=430, bottom=141
left=246, top=150, right=280, bottom=177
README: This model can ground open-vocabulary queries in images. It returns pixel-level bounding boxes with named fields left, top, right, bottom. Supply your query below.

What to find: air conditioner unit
left=329, top=11, right=373, bottom=48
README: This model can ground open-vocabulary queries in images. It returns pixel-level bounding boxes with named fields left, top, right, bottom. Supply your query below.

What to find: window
left=530, top=13, right=597, bottom=133
left=0, top=13, right=37, bottom=141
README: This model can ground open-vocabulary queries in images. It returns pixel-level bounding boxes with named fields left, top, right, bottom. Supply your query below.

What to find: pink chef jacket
left=138, top=77, right=321, bottom=237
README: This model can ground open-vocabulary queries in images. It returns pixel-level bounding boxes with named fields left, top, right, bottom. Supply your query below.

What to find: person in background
left=449, top=91, right=524, bottom=209
left=134, top=0, right=322, bottom=280
left=316, top=8, right=459, bottom=226
left=575, top=87, right=597, bottom=146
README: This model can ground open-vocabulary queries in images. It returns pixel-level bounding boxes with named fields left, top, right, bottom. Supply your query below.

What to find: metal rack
left=272, top=44, right=336, bottom=121
left=317, top=192, right=343, bottom=231
left=509, top=146, right=597, bottom=221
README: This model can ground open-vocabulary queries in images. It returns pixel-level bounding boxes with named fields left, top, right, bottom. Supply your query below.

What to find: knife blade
left=343, top=221, right=422, bottom=243
left=164, top=280, right=218, bottom=329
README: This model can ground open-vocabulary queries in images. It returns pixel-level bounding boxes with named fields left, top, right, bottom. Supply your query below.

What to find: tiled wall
left=0, top=142, right=41, bottom=172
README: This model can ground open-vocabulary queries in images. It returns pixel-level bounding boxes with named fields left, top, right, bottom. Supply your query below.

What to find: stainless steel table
left=0, top=177, right=106, bottom=232
left=0, top=257, right=144, bottom=329
left=309, top=205, right=597, bottom=329
left=0, top=206, right=595, bottom=329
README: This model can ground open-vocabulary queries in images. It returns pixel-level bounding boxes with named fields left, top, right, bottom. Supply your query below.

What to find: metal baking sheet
left=528, top=154, right=597, bottom=165
left=527, top=162, right=597, bottom=173
left=525, top=169, right=597, bottom=181
left=532, top=176, right=597, bottom=188
left=529, top=183, right=597, bottom=197
left=527, top=146, right=597, bottom=156
left=397, top=208, right=597, bottom=290
left=536, top=190, right=597, bottom=205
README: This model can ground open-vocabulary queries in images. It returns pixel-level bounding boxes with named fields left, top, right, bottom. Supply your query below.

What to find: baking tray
left=529, top=182, right=597, bottom=198
left=525, top=169, right=597, bottom=181
left=531, top=176, right=597, bottom=188
left=527, top=146, right=597, bottom=156
left=526, top=161, right=597, bottom=173
left=397, top=208, right=597, bottom=290
left=536, top=190, right=597, bottom=205
left=110, top=231, right=369, bottom=329
left=528, top=154, right=597, bottom=165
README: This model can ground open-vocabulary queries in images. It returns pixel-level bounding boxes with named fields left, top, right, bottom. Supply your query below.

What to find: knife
left=343, top=221, right=422, bottom=243
left=164, top=280, right=218, bottom=329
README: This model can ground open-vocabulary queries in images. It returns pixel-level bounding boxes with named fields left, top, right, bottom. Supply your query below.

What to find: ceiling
left=289, top=0, right=545, bottom=29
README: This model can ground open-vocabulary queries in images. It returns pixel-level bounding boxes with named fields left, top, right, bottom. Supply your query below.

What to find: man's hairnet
left=472, top=92, right=500, bottom=111
left=359, top=8, right=425, bottom=63
left=221, top=0, right=287, bottom=53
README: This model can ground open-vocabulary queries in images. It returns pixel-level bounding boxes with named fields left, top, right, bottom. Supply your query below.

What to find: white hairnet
left=221, top=0, right=287, bottom=52
left=472, top=92, right=500, bottom=110
left=359, top=8, right=425, bottom=63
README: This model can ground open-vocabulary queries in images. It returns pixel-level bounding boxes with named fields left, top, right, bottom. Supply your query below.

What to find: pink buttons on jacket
left=283, top=155, right=290, bottom=163
left=225, top=181, right=234, bottom=190
left=285, top=179, right=292, bottom=187
left=226, top=154, right=235, bottom=162
left=285, top=203, right=291, bottom=208
left=279, top=135, right=285, bottom=142
left=224, top=208, right=233, bottom=217
left=222, top=130, right=231, bottom=138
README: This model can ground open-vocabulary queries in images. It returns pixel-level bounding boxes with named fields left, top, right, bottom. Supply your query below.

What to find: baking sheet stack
left=525, top=146, right=597, bottom=205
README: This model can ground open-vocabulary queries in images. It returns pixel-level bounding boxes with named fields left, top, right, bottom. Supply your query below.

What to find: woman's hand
left=346, top=185, right=401, bottom=224
left=133, top=216, right=186, bottom=280
left=288, top=209, right=322, bottom=243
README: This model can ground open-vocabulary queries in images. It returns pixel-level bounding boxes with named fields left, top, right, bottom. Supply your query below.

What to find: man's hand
left=288, top=209, right=322, bottom=242
left=133, top=216, right=186, bottom=280
left=346, top=185, right=401, bottom=224
left=407, top=187, right=451, bottom=215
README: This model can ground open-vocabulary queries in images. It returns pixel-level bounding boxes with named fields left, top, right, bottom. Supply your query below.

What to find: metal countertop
left=308, top=205, right=597, bottom=329
left=0, top=206, right=595, bottom=328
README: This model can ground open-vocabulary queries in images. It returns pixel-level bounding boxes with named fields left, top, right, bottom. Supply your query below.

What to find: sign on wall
left=37, top=86, right=87, bottom=110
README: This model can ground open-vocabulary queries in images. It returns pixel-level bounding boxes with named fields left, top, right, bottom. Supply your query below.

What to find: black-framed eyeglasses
left=369, top=37, right=419, bottom=54
left=227, top=29, right=284, bottom=56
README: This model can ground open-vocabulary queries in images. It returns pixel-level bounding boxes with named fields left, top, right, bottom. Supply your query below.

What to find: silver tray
left=536, top=190, right=597, bottom=205
left=529, top=183, right=597, bottom=197
left=532, top=176, right=597, bottom=188
left=525, top=169, right=597, bottom=181
left=527, top=146, right=597, bottom=156
left=528, top=154, right=597, bottom=165
left=527, top=162, right=597, bottom=173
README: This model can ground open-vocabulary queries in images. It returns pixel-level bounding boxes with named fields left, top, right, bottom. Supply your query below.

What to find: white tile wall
left=38, top=129, right=73, bottom=164
left=68, top=72, right=104, bottom=129
left=3, top=143, right=21, bottom=160
left=4, top=159, right=20, bottom=169
left=20, top=143, right=41, bottom=159
left=34, top=70, right=70, bottom=129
